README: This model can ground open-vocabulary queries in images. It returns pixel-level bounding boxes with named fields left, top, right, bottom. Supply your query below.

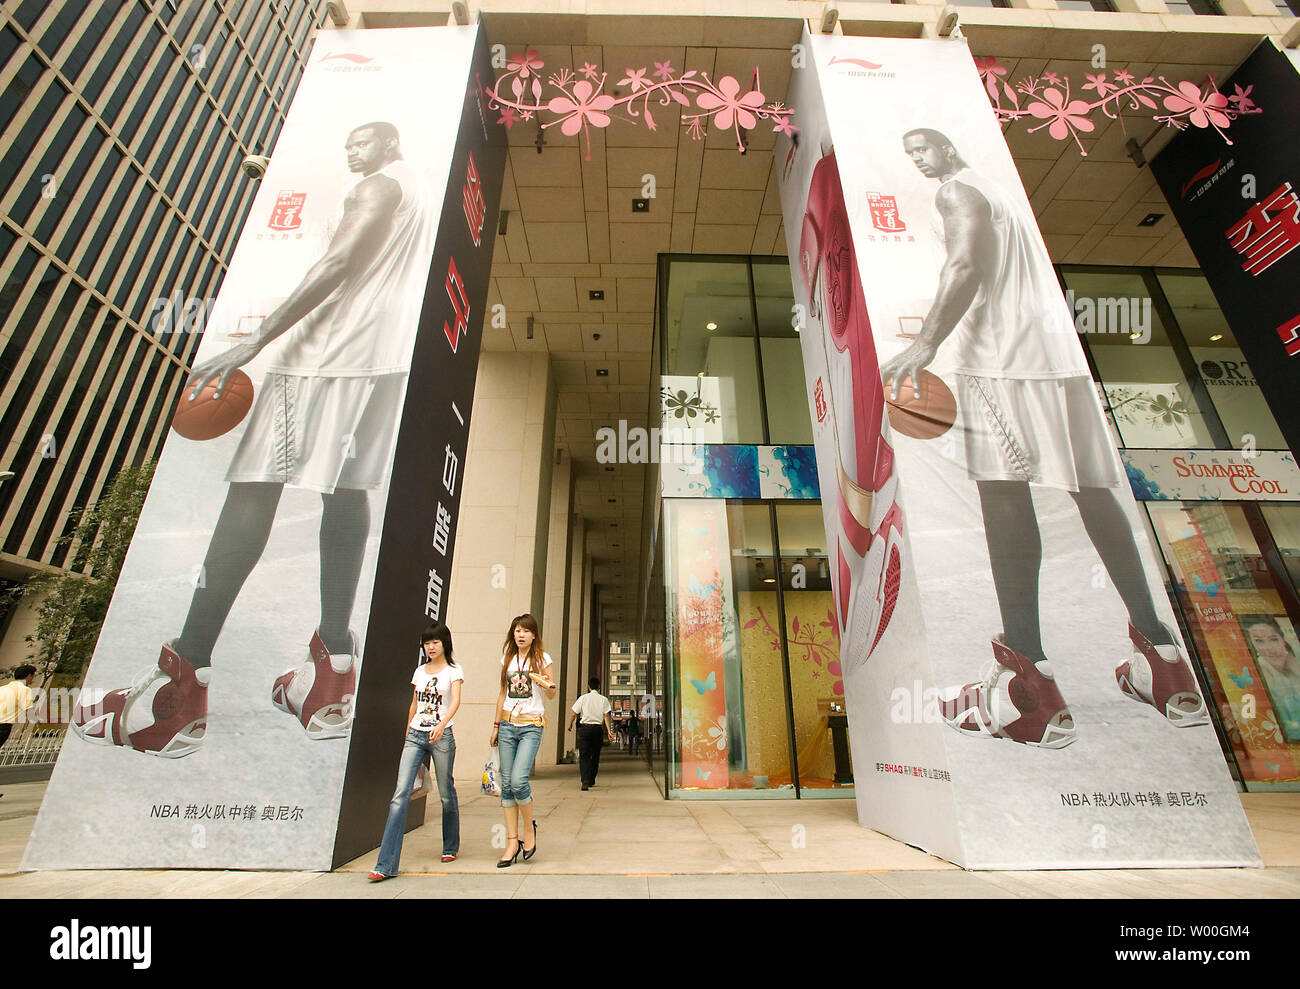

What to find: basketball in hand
left=884, top=369, right=956, bottom=440
left=172, top=369, right=254, bottom=441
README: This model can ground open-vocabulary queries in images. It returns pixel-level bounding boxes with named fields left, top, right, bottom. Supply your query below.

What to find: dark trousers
left=577, top=724, right=605, bottom=785
left=0, top=723, right=11, bottom=748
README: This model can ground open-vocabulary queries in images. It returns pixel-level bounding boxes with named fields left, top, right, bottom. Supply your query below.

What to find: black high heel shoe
left=497, top=835, right=520, bottom=868
left=522, top=821, right=538, bottom=861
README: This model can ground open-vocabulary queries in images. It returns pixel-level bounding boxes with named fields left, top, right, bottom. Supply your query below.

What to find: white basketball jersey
left=268, top=159, right=434, bottom=376
left=933, top=168, right=1088, bottom=380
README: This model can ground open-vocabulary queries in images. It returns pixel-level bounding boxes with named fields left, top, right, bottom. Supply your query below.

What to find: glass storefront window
left=1260, top=505, right=1300, bottom=597
left=774, top=503, right=851, bottom=790
left=1145, top=501, right=1300, bottom=787
left=1156, top=270, right=1288, bottom=450
left=663, top=499, right=794, bottom=794
left=661, top=259, right=763, bottom=443
left=754, top=261, right=813, bottom=445
left=1061, top=268, right=1219, bottom=448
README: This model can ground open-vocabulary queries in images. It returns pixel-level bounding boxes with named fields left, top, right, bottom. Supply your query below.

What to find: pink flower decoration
left=507, top=50, right=543, bottom=79
left=580, top=62, right=598, bottom=80
left=772, top=115, right=797, bottom=137
left=1113, top=68, right=1135, bottom=86
left=1163, top=81, right=1230, bottom=129
left=619, top=67, right=649, bottom=91
left=974, top=55, right=1007, bottom=78
left=1229, top=83, right=1255, bottom=112
left=1028, top=87, right=1096, bottom=141
left=548, top=80, right=616, bottom=136
left=497, top=107, right=518, bottom=130
left=1042, top=71, right=1061, bottom=86
left=1082, top=72, right=1113, bottom=97
left=696, top=75, right=765, bottom=131
left=653, top=60, right=675, bottom=81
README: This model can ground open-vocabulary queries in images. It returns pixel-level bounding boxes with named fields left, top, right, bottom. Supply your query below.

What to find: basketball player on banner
left=798, top=147, right=905, bottom=669
left=879, top=127, right=1208, bottom=750
left=72, top=122, right=434, bottom=757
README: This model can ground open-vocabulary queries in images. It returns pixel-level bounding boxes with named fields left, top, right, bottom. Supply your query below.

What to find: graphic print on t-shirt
left=413, top=678, right=444, bottom=731
left=506, top=665, right=533, bottom=700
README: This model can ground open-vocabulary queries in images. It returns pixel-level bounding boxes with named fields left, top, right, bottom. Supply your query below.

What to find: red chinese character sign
left=24, top=25, right=506, bottom=872
left=1152, top=40, right=1300, bottom=459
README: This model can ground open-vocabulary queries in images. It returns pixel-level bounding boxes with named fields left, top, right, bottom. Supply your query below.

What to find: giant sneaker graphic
left=1116, top=623, right=1209, bottom=727
left=798, top=148, right=903, bottom=666
left=937, top=637, right=1078, bottom=749
left=271, top=630, right=357, bottom=739
left=71, top=644, right=210, bottom=758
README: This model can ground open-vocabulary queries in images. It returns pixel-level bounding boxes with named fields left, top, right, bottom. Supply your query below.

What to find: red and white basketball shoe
left=937, top=637, right=1078, bottom=749
left=71, top=644, right=210, bottom=758
left=1115, top=623, right=1209, bottom=727
left=271, top=630, right=357, bottom=739
left=799, top=148, right=904, bottom=667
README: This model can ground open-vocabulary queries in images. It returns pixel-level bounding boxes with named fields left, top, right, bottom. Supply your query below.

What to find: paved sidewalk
left=2, top=753, right=1298, bottom=898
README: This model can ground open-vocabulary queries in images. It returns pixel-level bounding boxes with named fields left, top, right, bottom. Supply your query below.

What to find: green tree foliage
left=6, top=461, right=156, bottom=685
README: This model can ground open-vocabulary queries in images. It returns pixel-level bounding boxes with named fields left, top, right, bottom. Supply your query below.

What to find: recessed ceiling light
left=589, top=289, right=605, bottom=301
left=1129, top=332, right=1142, bottom=340
left=632, top=198, right=650, bottom=213
left=604, top=466, right=615, bottom=472
left=1138, top=213, right=1164, bottom=227
left=706, top=321, right=717, bottom=330
left=596, top=368, right=609, bottom=376
left=1209, top=333, right=1223, bottom=341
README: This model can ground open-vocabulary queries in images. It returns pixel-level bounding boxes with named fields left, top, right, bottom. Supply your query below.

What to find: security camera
left=241, top=154, right=270, bottom=179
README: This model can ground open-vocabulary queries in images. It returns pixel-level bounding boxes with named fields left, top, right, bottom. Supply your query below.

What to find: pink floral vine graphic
left=973, top=56, right=1261, bottom=156
left=486, top=51, right=797, bottom=160
left=745, top=606, right=844, bottom=697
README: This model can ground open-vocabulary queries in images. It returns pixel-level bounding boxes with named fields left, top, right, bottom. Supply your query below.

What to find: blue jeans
left=497, top=722, right=543, bottom=807
left=374, top=726, right=458, bottom=875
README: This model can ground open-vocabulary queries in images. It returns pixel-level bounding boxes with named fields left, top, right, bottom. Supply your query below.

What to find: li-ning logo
left=50, top=921, right=151, bottom=970
left=827, top=55, right=895, bottom=79
left=1181, top=158, right=1221, bottom=199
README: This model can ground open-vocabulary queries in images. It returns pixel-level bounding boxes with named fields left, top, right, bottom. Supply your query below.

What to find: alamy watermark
left=595, top=420, right=705, bottom=469
left=1064, top=291, right=1152, bottom=344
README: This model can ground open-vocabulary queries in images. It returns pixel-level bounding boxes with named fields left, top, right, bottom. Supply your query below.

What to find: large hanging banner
left=1151, top=41, right=1300, bottom=458
left=25, top=24, right=504, bottom=871
left=777, top=30, right=1259, bottom=868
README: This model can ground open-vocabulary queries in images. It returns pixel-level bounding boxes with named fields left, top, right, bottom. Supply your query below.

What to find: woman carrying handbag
left=369, top=623, right=463, bottom=880
left=490, top=613, right=556, bottom=867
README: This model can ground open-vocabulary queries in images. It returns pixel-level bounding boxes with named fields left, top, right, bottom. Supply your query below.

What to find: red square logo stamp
left=867, top=193, right=905, bottom=233
left=814, top=377, right=827, bottom=423
left=268, top=191, right=306, bottom=231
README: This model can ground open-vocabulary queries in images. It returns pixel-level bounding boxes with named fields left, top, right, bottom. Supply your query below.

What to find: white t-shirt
left=0, top=679, right=33, bottom=725
left=501, top=652, right=553, bottom=720
left=409, top=661, right=464, bottom=733
left=572, top=690, right=612, bottom=725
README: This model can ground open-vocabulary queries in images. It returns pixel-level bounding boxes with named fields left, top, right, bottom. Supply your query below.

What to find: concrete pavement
left=2, top=752, right=1298, bottom=898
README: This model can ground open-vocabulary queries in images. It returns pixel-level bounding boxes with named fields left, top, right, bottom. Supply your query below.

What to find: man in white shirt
left=567, top=676, right=614, bottom=791
left=0, top=664, right=38, bottom=751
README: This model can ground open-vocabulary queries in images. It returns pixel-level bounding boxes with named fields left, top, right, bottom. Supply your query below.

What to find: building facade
left=0, top=0, right=327, bottom=676
left=2, top=0, right=1296, bottom=814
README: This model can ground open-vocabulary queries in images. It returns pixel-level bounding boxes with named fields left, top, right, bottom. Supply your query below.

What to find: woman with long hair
left=491, top=613, right=556, bottom=867
left=369, top=623, right=463, bottom=880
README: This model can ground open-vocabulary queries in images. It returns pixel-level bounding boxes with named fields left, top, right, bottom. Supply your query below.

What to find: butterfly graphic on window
left=1228, top=667, right=1253, bottom=689
left=1266, top=761, right=1281, bottom=774
left=689, top=671, right=717, bottom=695
left=696, top=767, right=712, bottom=780
left=1192, top=575, right=1220, bottom=597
